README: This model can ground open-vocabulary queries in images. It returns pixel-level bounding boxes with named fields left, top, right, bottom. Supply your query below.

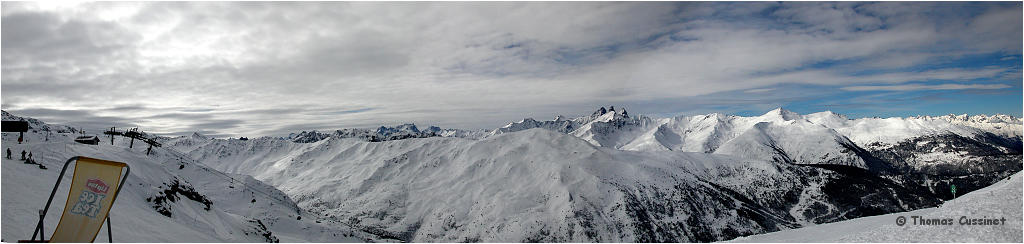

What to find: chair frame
left=29, top=156, right=130, bottom=243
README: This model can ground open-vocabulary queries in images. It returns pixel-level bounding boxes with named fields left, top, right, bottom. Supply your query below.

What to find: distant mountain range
left=148, top=107, right=1020, bottom=242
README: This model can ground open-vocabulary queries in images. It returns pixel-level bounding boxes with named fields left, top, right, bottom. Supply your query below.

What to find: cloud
left=841, top=83, right=1012, bottom=91
left=1, top=2, right=1020, bottom=137
left=744, top=88, right=776, bottom=94
left=0, top=11, right=139, bottom=65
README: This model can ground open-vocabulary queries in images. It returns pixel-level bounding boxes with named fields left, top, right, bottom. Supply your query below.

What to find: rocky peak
left=592, top=107, right=608, bottom=117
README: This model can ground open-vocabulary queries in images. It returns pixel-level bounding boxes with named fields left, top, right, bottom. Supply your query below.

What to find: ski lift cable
left=160, top=148, right=299, bottom=211
left=188, top=157, right=296, bottom=207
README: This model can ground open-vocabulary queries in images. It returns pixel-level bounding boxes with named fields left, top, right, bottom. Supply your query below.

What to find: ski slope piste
left=2, top=107, right=1021, bottom=242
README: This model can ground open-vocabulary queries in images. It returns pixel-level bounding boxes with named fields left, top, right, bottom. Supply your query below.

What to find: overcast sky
left=2, top=2, right=1021, bottom=138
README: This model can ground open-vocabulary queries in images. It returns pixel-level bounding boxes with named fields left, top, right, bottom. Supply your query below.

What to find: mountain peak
left=376, top=123, right=422, bottom=136
left=591, top=106, right=629, bottom=118
left=395, top=123, right=419, bottom=133
left=191, top=132, right=209, bottom=139
left=762, top=108, right=802, bottom=121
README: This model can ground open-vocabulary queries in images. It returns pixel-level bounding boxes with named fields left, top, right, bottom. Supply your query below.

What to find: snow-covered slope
left=711, top=118, right=870, bottom=169
left=1, top=115, right=371, bottom=242
left=168, top=128, right=943, bottom=242
left=730, top=172, right=1023, bottom=242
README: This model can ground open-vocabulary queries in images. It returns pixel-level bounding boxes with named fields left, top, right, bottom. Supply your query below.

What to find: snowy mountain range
left=153, top=107, right=1019, bottom=242
left=2, top=110, right=83, bottom=135
left=162, top=128, right=944, bottom=242
left=287, top=124, right=488, bottom=143
left=2, top=107, right=1020, bottom=242
left=489, top=107, right=1021, bottom=202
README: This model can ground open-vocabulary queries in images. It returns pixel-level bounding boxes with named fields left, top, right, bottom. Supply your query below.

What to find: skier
left=20, top=150, right=26, bottom=160
left=6, top=148, right=10, bottom=159
left=28, top=152, right=33, bottom=162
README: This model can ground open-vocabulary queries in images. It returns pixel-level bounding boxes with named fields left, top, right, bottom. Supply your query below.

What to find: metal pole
left=107, top=217, right=112, bottom=243
left=105, top=165, right=129, bottom=243
left=129, top=128, right=135, bottom=148
left=39, top=210, right=45, bottom=241
left=32, top=156, right=79, bottom=241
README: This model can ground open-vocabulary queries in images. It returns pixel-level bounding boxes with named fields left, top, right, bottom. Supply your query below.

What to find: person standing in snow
left=20, top=150, right=26, bottom=160
left=6, top=148, right=10, bottom=159
left=28, top=152, right=33, bottom=162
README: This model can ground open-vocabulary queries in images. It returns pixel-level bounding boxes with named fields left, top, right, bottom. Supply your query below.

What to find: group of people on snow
left=7, top=148, right=35, bottom=164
